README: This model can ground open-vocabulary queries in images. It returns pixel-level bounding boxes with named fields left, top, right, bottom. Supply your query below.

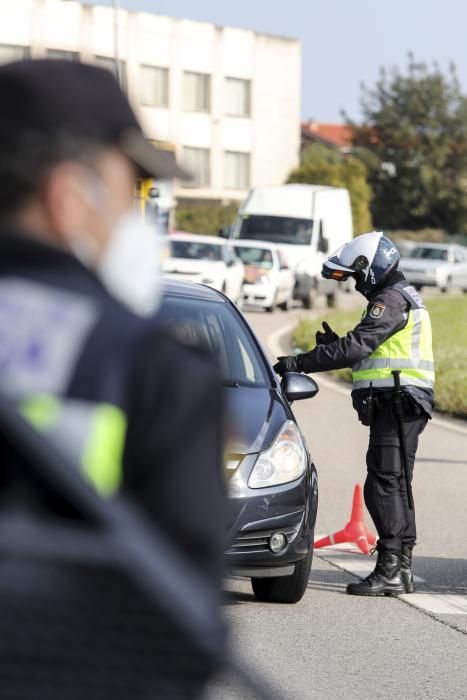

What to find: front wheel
left=278, top=297, right=290, bottom=311
left=302, top=289, right=314, bottom=310
left=251, top=546, right=313, bottom=604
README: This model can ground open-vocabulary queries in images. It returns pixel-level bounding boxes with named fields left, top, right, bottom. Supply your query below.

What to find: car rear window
left=157, top=295, right=270, bottom=387
left=170, top=240, right=223, bottom=261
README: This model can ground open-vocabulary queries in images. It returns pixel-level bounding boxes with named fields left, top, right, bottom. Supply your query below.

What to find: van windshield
left=235, top=215, right=313, bottom=246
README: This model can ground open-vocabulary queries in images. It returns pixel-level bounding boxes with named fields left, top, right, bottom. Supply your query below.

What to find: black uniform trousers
left=364, top=399, right=428, bottom=551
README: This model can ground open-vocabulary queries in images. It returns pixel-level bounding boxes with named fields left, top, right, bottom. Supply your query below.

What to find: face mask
left=70, top=170, right=162, bottom=317
left=97, top=209, right=162, bottom=317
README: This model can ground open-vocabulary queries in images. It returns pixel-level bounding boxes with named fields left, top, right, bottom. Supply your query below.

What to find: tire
left=265, top=294, right=277, bottom=313
left=302, top=289, right=314, bottom=309
left=251, top=546, right=313, bottom=604
left=278, top=297, right=290, bottom=311
left=326, top=292, right=336, bottom=308
left=440, top=276, right=452, bottom=294
left=414, top=284, right=423, bottom=292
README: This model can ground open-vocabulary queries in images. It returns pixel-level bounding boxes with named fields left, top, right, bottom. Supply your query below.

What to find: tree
left=175, top=202, right=238, bottom=235
left=348, top=55, right=467, bottom=233
left=287, top=144, right=373, bottom=234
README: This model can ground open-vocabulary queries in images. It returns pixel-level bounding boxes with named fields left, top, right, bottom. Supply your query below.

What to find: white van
left=231, top=184, right=353, bottom=307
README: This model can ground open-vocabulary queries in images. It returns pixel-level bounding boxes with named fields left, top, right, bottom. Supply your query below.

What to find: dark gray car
left=158, top=279, right=319, bottom=603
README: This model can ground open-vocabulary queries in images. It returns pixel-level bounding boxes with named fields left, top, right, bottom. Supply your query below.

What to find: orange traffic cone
left=314, top=484, right=377, bottom=555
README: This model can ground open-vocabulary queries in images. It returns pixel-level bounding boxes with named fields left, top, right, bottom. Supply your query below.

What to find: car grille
left=226, top=523, right=302, bottom=554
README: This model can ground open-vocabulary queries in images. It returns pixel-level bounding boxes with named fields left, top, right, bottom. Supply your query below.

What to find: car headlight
left=248, top=420, right=307, bottom=489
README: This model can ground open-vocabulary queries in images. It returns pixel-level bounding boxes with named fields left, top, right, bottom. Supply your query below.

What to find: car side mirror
left=281, top=372, right=319, bottom=403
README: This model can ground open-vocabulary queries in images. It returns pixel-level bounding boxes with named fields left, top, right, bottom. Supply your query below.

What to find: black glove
left=315, top=321, right=339, bottom=346
left=273, top=355, right=302, bottom=376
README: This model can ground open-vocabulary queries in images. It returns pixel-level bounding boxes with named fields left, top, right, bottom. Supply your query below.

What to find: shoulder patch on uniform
left=369, top=302, right=386, bottom=319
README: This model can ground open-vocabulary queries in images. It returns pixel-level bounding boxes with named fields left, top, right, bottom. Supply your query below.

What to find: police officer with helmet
left=274, top=231, right=434, bottom=596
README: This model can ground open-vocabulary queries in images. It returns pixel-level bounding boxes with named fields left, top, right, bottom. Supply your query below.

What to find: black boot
left=400, top=545, right=415, bottom=593
left=347, top=547, right=405, bottom=596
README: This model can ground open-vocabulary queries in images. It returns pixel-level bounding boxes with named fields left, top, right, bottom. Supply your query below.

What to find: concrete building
left=0, top=0, right=301, bottom=205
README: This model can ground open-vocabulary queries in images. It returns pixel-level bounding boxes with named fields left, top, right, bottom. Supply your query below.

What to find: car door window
left=158, top=296, right=270, bottom=387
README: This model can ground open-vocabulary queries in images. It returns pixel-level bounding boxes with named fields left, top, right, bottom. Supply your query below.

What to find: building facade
left=0, top=0, right=302, bottom=205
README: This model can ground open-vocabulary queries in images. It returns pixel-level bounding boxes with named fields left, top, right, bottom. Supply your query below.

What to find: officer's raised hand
left=274, top=355, right=303, bottom=376
left=315, top=321, right=338, bottom=346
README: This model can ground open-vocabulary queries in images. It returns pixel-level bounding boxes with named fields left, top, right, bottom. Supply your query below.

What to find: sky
left=88, top=0, right=467, bottom=122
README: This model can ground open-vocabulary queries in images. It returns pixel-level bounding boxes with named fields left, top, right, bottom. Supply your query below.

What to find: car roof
left=162, top=277, right=227, bottom=302
left=169, top=232, right=229, bottom=245
left=230, top=239, right=280, bottom=251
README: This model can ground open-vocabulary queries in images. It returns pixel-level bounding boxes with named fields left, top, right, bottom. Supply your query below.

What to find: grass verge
left=292, top=295, right=467, bottom=419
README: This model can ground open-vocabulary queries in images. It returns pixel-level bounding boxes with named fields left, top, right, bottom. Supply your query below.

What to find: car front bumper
left=242, top=283, right=276, bottom=307
left=224, top=454, right=318, bottom=577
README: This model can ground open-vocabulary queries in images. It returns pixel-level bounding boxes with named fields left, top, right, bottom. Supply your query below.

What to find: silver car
left=399, top=243, right=467, bottom=293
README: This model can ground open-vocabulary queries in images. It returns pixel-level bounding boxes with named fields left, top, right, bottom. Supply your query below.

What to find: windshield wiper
left=222, top=380, right=240, bottom=388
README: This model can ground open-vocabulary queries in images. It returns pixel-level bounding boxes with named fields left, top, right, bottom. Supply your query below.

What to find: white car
left=163, top=233, right=244, bottom=304
left=399, top=243, right=467, bottom=293
left=231, top=240, right=295, bottom=312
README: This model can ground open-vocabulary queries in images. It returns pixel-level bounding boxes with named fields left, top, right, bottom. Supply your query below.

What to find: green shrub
left=175, top=203, right=238, bottom=235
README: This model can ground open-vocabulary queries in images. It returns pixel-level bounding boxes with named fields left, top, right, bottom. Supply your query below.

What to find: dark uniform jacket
left=298, top=272, right=434, bottom=418
left=0, top=229, right=226, bottom=583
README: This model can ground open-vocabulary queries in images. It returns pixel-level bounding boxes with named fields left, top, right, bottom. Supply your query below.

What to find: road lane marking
left=400, top=594, right=467, bottom=615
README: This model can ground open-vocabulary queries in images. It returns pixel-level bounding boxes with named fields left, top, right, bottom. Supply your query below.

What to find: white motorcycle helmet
left=322, top=231, right=400, bottom=298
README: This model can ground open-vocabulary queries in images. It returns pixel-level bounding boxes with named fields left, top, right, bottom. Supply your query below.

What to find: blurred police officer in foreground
left=275, top=232, right=434, bottom=596
left=0, top=60, right=226, bottom=589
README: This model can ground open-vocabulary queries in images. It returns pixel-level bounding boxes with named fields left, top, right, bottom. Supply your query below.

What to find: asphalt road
left=209, top=295, right=467, bottom=700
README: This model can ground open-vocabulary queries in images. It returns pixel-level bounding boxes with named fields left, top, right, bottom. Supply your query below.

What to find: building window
left=182, top=147, right=210, bottom=188
left=140, top=65, right=169, bottom=108
left=224, top=151, right=250, bottom=190
left=94, top=56, right=127, bottom=89
left=0, top=44, right=29, bottom=64
left=225, top=77, right=251, bottom=117
left=47, top=49, right=80, bottom=61
left=183, top=72, right=210, bottom=112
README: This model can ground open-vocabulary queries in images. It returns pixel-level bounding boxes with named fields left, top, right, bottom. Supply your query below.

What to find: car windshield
left=170, top=240, right=223, bottom=261
left=158, top=295, right=270, bottom=387
left=410, top=246, right=449, bottom=261
left=235, top=215, right=313, bottom=246
left=234, top=246, right=274, bottom=269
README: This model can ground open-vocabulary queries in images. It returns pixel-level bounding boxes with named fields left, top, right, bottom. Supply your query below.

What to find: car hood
left=225, top=385, right=289, bottom=456
left=163, top=258, right=222, bottom=275
left=400, top=258, right=447, bottom=270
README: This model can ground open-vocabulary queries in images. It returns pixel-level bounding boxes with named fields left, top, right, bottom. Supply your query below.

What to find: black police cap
left=0, top=59, right=189, bottom=180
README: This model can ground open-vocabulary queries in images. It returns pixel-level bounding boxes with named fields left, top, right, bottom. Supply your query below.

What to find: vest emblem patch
left=369, top=302, right=385, bottom=319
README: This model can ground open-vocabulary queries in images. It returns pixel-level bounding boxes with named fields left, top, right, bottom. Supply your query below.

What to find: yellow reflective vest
left=352, top=285, right=435, bottom=391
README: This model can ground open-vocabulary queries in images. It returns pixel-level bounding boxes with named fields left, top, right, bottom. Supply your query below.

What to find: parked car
left=399, top=243, right=467, bottom=293
left=163, top=232, right=244, bottom=305
left=230, top=184, right=353, bottom=308
left=231, top=239, right=295, bottom=312
left=157, top=279, right=319, bottom=603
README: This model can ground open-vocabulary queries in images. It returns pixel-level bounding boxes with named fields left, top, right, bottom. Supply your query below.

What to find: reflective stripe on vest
left=20, top=394, right=126, bottom=496
left=352, top=307, right=435, bottom=390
